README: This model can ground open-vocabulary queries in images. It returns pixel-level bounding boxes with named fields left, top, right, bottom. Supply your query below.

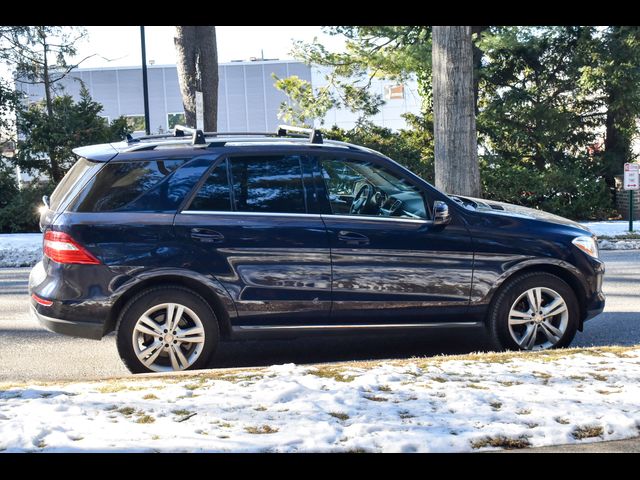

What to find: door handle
left=337, top=230, right=370, bottom=246
left=190, top=228, right=224, bottom=243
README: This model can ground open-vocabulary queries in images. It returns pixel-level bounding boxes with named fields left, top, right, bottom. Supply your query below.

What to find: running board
left=232, top=322, right=482, bottom=334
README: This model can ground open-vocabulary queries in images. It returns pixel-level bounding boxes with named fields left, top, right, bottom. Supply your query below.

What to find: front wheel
left=487, top=272, right=579, bottom=351
left=116, top=286, right=219, bottom=373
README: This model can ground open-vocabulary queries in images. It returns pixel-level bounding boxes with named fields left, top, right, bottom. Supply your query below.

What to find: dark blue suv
left=29, top=126, right=605, bottom=373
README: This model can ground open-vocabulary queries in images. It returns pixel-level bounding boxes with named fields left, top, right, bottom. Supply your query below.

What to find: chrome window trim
left=325, top=214, right=429, bottom=225
left=180, top=210, right=429, bottom=224
left=181, top=210, right=322, bottom=219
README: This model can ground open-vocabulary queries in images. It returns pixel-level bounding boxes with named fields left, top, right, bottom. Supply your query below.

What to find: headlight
left=572, top=236, right=599, bottom=259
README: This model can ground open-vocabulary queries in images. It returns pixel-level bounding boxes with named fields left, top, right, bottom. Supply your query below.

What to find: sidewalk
left=500, top=436, right=640, bottom=453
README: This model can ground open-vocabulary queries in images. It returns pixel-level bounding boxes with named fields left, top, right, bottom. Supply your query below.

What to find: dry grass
left=364, top=395, right=388, bottom=402
left=490, top=401, right=502, bottom=411
left=244, top=424, right=279, bottom=435
left=554, top=417, right=570, bottom=425
left=311, top=367, right=355, bottom=383
left=572, top=425, right=604, bottom=440
left=117, top=407, right=135, bottom=416
left=171, top=409, right=192, bottom=416
left=329, top=412, right=350, bottom=421
left=471, top=435, right=531, bottom=450
left=142, top=393, right=158, bottom=400
left=135, top=415, right=155, bottom=424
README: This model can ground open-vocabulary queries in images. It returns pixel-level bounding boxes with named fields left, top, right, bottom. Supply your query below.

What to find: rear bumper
left=30, top=304, right=104, bottom=340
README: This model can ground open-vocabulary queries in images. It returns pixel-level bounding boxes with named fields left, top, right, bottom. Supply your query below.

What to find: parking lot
left=1, top=250, right=638, bottom=382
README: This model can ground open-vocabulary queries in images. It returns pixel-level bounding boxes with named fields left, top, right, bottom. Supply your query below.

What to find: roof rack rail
left=277, top=125, right=323, bottom=144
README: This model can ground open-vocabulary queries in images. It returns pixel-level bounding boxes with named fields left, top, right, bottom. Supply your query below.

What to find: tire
left=486, top=272, right=579, bottom=352
left=115, top=286, right=219, bottom=374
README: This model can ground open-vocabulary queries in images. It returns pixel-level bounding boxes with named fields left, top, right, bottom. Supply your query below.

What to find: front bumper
left=30, top=304, right=104, bottom=340
left=584, top=291, right=606, bottom=322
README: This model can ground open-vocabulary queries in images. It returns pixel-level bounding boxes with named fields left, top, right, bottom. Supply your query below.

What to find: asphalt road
left=0, top=250, right=638, bottom=382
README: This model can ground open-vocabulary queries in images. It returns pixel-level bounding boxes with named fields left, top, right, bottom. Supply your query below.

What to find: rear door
left=315, top=154, right=475, bottom=324
left=173, top=152, right=332, bottom=328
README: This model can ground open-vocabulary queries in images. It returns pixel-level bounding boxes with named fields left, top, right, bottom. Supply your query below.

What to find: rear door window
left=187, top=160, right=232, bottom=211
left=229, top=155, right=307, bottom=214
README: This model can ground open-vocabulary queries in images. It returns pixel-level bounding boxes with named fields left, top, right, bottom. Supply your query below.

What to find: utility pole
left=140, top=26, right=151, bottom=135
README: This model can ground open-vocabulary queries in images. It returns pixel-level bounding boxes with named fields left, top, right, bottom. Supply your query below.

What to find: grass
left=364, top=395, right=388, bottom=402
left=489, top=401, right=502, bottom=411
left=142, top=393, right=159, bottom=400
left=254, top=406, right=267, bottom=411
left=172, top=409, right=192, bottom=416
left=590, top=373, right=609, bottom=382
left=554, top=417, right=570, bottom=425
left=244, top=424, right=279, bottom=435
left=431, top=376, right=448, bottom=383
left=311, top=367, right=355, bottom=383
left=516, top=408, right=531, bottom=416
left=329, top=412, right=350, bottom=421
left=135, top=415, right=156, bottom=424
left=378, top=385, right=392, bottom=392
left=471, top=435, right=531, bottom=450
left=466, top=383, right=489, bottom=390
left=399, top=410, right=415, bottom=419
left=572, top=425, right=604, bottom=440
left=117, top=407, right=135, bottom=416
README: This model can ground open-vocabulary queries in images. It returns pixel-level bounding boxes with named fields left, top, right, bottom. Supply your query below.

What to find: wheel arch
left=105, top=272, right=236, bottom=339
left=484, top=262, right=588, bottom=330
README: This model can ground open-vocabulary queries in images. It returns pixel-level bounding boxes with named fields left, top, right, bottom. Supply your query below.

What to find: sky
left=75, top=26, right=346, bottom=68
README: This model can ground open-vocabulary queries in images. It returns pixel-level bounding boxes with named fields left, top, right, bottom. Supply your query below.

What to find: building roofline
left=65, top=59, right=304, bottom=73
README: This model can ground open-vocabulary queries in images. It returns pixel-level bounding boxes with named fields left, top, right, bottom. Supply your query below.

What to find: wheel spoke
left=139, top=341, right=163, bottom=367
left=175, top=326, right=205, bottom=344
left=518, top=324, right=539, bottom=350
left=166, top=304, right=184, bottom=332
left=526, top=289, right=538, bottom=312
left=138, top=315, right=163, bottom=335
left=541, top=320, right=563, bottom=339
left=509, top=309, right=531, bottom=325
left=134, top=323, right=160, bottom=337
left=168, top=345, right=181, bottom=370
left=542, top=299, right=567, bottom=318
left=173, top=345, right=190, bottom=369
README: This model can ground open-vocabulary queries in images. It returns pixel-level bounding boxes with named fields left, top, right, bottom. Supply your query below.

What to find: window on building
left=384, top=84, right=405, bottom=100
left=229, top=155, right=307, bottom=214
left=126, top=115, right=146, bottom=133
left=168, top=113, right=186, bottom=129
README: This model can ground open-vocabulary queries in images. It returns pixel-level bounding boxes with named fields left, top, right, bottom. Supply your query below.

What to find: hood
left=451, top=195, right=592, bottom=234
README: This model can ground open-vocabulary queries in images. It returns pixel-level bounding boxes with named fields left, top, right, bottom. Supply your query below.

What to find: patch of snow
left=1, top=348, right=639, bottom=453
left=0, top=233, right=42, bottom=268
left=580, top=221, right=637, bottom=238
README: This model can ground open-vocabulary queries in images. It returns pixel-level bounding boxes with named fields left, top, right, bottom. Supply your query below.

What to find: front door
left=174, top=153, right=331, bottom=327
left=316, top=155, right=474, bottom=324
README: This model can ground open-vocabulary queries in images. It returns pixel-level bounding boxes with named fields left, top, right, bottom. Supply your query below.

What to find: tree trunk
left=38, top=26, right=62, bottom=182
left=432, top=26, right=481, bottom=197
left=174, top=26, right=218, bottom=131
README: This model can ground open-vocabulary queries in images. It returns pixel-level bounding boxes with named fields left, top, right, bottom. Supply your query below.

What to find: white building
left=16, top=60, right=421, bottom=135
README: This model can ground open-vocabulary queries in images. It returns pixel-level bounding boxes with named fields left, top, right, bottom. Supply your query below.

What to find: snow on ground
left=580, top=220, right=638, bottom=238
left=0, top=233, right=42, bottom=268
left=1, top=346, right=639, bottom=453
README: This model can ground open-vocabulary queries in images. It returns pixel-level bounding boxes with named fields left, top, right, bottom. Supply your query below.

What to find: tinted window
left=49, top=157, right=101, bottom=211
left=71, top=159, right=186, bottom=212
left=230, top=155, right=306, bottom=214
left=320, top=157, right=428, bottom=219
left=188, top=160, right=232, bottom=211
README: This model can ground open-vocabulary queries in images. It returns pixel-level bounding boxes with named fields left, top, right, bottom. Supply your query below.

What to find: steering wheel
left=350, top=183, right=373, bottom=215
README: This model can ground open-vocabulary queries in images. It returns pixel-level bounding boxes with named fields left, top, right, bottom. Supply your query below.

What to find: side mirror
left=433, top=200, right=451, bottom=226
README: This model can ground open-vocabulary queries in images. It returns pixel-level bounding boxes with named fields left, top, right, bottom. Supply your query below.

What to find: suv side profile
left=29, top=126, right=605, bottom=373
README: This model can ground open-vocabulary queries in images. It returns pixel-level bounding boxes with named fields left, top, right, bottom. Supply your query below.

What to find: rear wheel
left=116, top=286, right=219, bottom=373
left=487, top=272, right=579, bottom=351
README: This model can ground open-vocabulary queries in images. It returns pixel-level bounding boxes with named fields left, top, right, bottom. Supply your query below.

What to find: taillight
left=43, top=231, right=101, bottom=265
left=32, top=293, right=53, bottom=306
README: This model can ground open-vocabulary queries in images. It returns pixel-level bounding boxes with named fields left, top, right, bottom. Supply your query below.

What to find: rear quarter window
left=49, top=157, right=102, bottom=212
left=69, top=158, right=200, bottom=212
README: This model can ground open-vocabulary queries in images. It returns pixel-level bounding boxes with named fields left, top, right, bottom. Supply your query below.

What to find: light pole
left=140, top=26, right=151, bottom=135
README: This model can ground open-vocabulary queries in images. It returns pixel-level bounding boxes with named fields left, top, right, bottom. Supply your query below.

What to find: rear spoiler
left=72, top=143, right=119, bottom=162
